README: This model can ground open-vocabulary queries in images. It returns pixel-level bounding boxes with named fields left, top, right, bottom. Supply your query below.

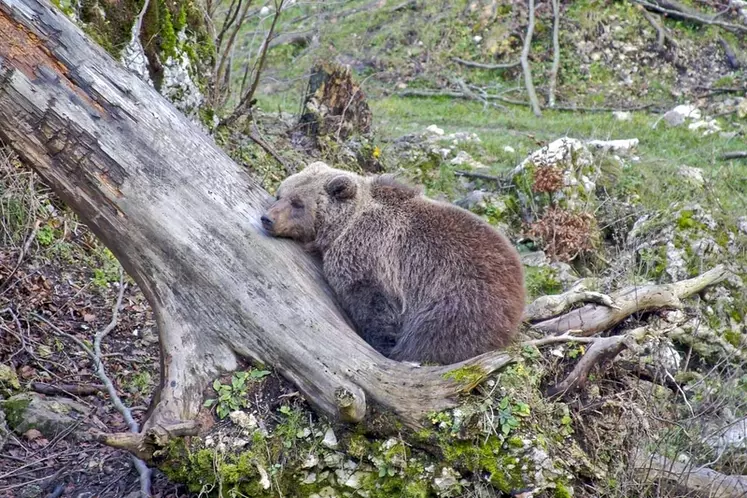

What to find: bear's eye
left=291, top=199, right=304, bottom=209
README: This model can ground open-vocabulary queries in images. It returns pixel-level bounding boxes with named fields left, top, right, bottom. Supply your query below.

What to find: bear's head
left=261, top=162, right=360, bottom=243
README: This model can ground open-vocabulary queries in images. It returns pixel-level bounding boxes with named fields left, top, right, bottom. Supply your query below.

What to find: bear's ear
left=325, top=175, right=357, bottom=200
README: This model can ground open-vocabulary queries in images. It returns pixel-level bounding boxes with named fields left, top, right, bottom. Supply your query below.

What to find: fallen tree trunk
left=0, top=0, right=513, bottom=444
left=635, top=452, right=747, bottom=498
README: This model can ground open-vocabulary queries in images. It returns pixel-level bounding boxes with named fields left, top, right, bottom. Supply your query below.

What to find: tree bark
left=0, top=0, right=512, bottom=440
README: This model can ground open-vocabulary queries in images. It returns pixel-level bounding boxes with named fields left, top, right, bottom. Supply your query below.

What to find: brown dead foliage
left=528, top=206, right=597, bottom=262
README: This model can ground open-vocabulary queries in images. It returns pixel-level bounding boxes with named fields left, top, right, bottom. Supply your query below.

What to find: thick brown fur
left=261, top=162, right=526, bottom=365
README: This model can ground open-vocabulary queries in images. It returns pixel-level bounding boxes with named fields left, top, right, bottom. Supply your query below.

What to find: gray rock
left=454, top=190, right=487, bottom=210
left=1, top=393, right=91, bottom=440
left=663, top=105, right=701, bottom=126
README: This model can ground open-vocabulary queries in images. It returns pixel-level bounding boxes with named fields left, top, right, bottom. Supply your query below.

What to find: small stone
left=454, top=190, right=487, bottom=210
left=737, top=98, right=747, bottom=119
left=302, top=472, right=317, bottom=484
left=612, top=111, right=631, bottom=121
left=473, top=35, right=483, bottom=43
left=587, top=138, right=639, bottom=154
left=344, top=471, right=369, bottom=489
left=688, top=119, right=721, bottom=136
left=503, top=145, right=516, bottom=153
left=322, top=427, right=338, bottom=449
left=0, top=364, right=20, bottom=390
left=433, top=467, right=460, bottom=492
left=229, top=411, right=258, bottom=430
left=324, top=451, right=344, bottom=467
left=297, top=427, right=312, bottom=438
left=302, top=453, right=319, bottom=469
left=737, top=217, right=747, bottom=235
left=257, top=465, right=271, bottom=489
left=678, top=165, right=704, bottom=185
left=23, top=429, right=43, bottom=441
left=425, top=124, right=444, bottom=136
left=663, top=104, right=701, bottom=126
left=231, top=438, right=250, bottom=449
left=259, top=5, right=271, bottom=15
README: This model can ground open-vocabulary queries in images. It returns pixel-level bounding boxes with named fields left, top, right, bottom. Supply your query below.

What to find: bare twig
left=454, top=170, right=509, bottom=183
left=212, top=0, right=255, bottom=106
left=452, top=57, right=521, bottom=70
left=521, top=0, right=542, bottom=117
left=247, top=123, right=292, bottom=173
left=631, top=0, right=747, bottom=34
left=547, top=0, right=561, bottom=108
left=0, top=219, right=41, bottom=295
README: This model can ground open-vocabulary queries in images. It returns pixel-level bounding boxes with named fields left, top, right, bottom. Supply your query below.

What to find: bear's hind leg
left=336, top=279, right=403, bottom=357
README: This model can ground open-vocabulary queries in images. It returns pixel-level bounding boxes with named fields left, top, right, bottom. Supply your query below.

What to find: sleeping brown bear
left=261, top=162, right=525, bottom=365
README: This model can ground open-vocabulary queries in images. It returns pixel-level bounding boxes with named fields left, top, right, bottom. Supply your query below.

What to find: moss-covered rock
left=0, top=393, right=92, bottom=440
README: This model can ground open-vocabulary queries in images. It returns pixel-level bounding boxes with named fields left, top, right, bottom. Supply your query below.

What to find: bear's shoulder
left=369, top=175, right=422, bottom=203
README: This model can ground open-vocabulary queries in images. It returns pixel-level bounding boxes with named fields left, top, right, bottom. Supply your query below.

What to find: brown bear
left=261, top=162, right=525, bottom=365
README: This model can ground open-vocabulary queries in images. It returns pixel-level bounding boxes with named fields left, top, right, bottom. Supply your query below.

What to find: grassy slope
left=243, top=0, right=745, bottom=217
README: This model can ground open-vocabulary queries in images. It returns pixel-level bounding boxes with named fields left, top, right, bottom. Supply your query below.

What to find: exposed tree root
left=96, top=422, right=200, bottom=461
left=635, top=452, right=747, bottom=498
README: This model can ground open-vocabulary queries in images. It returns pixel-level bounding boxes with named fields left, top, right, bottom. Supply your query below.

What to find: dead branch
left=632, top=0, right=747, bottom=34
left=640, top=7, right=679, bottom=52
left=30, top=382, right=105, bottom=396
left=454, top=170, right=510, bottom=184
left=247, top=123, right=292, bottom=173
left=548, top=326, right=649, bottom=396
left=719, top=151, right=747, bottom=160
left=525, top=289, right=619, bottom=322
left=452, top=57, right=521, bottom=70
left=521, top=0, right=542, bottom=117
left=634, top=452, right=747, bottom=498
left=547, top=0, right=560, bottom=108
left=531, top=265, right=729, bottom=336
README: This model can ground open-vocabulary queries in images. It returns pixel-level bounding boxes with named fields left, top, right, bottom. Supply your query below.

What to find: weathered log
left=635, top=452, right=747, bottom=498
left=0, top=0, right=512, bottom=444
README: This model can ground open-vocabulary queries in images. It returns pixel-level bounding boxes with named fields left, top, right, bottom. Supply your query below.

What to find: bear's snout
left=261, top=214, right=274, bottom=231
